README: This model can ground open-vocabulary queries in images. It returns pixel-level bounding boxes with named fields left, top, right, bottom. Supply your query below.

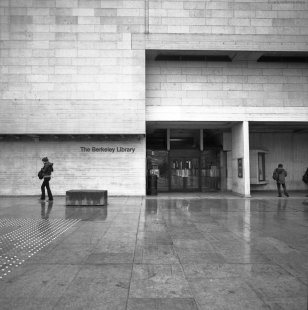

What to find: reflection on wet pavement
left=0, top=195, right=307, bottom=310
left=65, top=205, right=108, bottom=221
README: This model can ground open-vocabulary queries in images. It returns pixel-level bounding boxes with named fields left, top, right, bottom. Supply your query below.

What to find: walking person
left=273, top=163, right=289, bottom=197
left=40, top=157, right=53, bottom=201
left=302, top=167, right=308, bottom=197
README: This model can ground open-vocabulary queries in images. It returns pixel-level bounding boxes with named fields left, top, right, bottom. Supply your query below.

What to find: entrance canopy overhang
left=147, top=121, right=235, bottom=134
left=146, top=50, right=308, bottom=62
left=147, top=121, right=308, bottom=133
left=249, top=121, right=308, bottom=134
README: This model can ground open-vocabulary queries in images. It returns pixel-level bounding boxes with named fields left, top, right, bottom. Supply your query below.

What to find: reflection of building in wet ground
left=302, top=199, right=308, bottom=222
left=65, top=205, right=108, bottom=221
left=0, top=195, right=307, bottom=309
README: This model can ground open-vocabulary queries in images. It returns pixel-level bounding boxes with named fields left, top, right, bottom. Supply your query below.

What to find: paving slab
left=0, top=195, right=307, bottom=310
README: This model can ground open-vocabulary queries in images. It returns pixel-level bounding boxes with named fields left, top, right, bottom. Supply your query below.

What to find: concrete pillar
left=231, top=121, right=251, bottom=197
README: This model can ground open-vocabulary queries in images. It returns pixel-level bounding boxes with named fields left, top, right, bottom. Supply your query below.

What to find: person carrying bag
left=39, top=157, right=54, bottom=201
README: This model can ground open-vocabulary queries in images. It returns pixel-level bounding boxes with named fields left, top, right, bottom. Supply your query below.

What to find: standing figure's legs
left=44, top=177, right=53, bottom=200
left=277, top=183, right=282, bottom=197
left=282, top=183, right=289, bottom=197
left=41, top=177, right=53, bottom=200
left=41, top=180, right=46, bottom=200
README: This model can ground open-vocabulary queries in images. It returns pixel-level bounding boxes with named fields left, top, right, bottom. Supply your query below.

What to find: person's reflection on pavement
left=277, top=198, right=287, bottom=211
left=302, top=199, right=308, bottom=221
left=276, top=198, right=287, bottom=220
left=40, top=200, right=53, bottom=219
left=302, top=199, right=308, bottom=206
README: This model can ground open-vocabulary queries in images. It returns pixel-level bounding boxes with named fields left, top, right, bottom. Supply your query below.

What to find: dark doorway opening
left=146, top=127, right=223, bottom=193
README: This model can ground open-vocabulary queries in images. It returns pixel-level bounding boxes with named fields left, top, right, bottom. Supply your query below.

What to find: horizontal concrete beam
left=146, top=106, right=308, bottom=122
left=133, top=33, right=308, bottom=52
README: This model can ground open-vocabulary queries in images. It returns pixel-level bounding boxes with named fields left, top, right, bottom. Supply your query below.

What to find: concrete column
left=231, top=121, right=251, bottom=197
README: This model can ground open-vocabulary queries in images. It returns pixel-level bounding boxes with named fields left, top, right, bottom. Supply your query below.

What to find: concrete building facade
left=0, top=0, right=308, bottom=196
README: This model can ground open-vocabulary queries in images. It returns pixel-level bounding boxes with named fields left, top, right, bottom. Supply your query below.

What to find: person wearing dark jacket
left=303, top=167, right=308, bottom=197
left=40, top=157, right=53, bottom=201
left=273, top=164, right=289, bottom=197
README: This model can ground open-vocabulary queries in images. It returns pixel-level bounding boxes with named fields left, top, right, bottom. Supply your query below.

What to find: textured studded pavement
left=0, top=194, right=307, bottom=310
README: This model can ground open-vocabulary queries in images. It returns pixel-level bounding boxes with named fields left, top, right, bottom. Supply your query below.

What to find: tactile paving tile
left=0, top=218, right=80, bottom=280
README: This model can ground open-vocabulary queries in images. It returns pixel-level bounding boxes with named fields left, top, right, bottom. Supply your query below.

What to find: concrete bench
left=66, top=190, right=108, bottom=206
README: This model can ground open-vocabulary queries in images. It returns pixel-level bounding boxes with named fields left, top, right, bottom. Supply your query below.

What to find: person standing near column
left=273, top=163, right=289, bottom=197
left=40, top=157, right=53, bottom=201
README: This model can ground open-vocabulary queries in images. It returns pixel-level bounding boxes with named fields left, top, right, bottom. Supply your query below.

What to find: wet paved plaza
left=0, top=194, right=307, bottom=310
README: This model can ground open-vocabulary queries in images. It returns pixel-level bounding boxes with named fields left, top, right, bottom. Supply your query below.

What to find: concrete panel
left=146, top=60, right=308, bottom=122
left=0, top=0, right=146, bottom=134
left=250, top=132, right=308, bottom=191
left=146, top=106, right=308, bottom=122
left=0, top=137, right=146, bottom=196
left=142, top=0, right=308, bottom=50
left=133, top=33, right=308, bottom=52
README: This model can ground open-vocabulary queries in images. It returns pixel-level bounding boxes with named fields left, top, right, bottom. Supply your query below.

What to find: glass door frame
left=168, top=150, right=201, bottom=192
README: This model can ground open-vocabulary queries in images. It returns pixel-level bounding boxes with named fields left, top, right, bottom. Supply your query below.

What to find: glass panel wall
left=146, top=126, right=223, bottom=193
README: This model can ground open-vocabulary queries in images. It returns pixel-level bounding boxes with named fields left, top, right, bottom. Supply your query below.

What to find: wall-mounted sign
left=238, top=158, right=243, bottom=178
left=80, top=146, right=135, bottom=153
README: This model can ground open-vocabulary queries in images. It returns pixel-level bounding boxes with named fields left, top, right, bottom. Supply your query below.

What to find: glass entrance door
left=200, top=150, right=220, bottom=191
left=170, top=157, right=200, bottom=191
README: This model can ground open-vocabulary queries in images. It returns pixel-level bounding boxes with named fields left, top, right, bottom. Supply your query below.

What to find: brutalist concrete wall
left=0, top=136, right=146, bottom=196
left=134, top=0, right=308, bottom=52
left=0, top=0, right=145, bottom=134
left=146, top=59, right=308, bottom=122
left=148, top=0, right=308, bottom=37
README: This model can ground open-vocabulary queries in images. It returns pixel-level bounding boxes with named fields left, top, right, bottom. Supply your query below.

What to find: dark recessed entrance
left=146, top=126, right=224, bottom=193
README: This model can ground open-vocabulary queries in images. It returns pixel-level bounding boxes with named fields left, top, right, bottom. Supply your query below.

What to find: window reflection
left=258, top=152, right=265, bottom=182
